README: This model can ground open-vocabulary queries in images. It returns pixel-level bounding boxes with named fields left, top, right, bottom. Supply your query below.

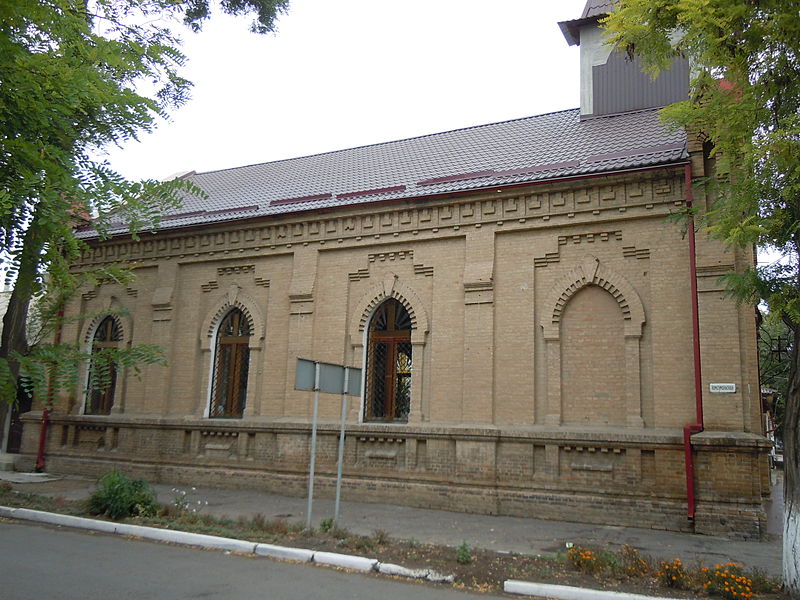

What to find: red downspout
left=34, top=304, right=64, bottom=472
left=33, top=406, right=49, bottom=472
left=683, top=162, right=705, bottom=521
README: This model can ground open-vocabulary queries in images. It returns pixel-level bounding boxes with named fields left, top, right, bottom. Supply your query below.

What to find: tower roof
left=559, top=0, right=614, bottom=46
left=581, top=0, right=614, bottom=19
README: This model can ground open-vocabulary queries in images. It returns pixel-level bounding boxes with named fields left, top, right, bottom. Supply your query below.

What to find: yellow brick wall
left=561, top=285, right=626, bottom=425
left=30, top=165, right=769, bottom=537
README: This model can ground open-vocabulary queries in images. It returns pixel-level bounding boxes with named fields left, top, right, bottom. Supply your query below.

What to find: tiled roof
left=86, top=107, right=687, bottom=237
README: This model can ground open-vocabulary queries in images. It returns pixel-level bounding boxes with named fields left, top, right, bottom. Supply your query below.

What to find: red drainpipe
left=34, top=304, right=64, bottom=472
left=683, top=162, right=705, bottom=521
left=33, top=406, right=49, bottom=473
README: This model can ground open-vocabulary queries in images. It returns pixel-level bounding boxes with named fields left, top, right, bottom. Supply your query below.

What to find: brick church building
left=19, top=1, right=771, bottom=537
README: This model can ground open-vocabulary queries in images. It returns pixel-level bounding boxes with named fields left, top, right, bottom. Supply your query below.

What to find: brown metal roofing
left=84, top=106, right=687, bottom=237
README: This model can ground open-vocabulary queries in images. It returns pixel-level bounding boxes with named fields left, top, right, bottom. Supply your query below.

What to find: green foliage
left=567, top=546, right=603, bottom=574
left=701, top=563, right=754, bottom=600
left=319, top=517, right=334, bottom=532
left=604, top=4, right=800, bottom=592
left=456, top=540, right=472, bottom=565
left=1, top=0, right=202, bottom=287
left=657, top=558, right=688, bottom=589
left=181, top=0, right=289, bottom=34
left=0, top=271, right=167, bottom=406
left=617, top=545, right=651, bottom=577
left=5, top=342, right=166, bottom=409
left=759, top=318, right=791, bottom=440
left=0, top=360, right=14, bottom=406
left=1, top=0, right=288, bottom=406
left=565, top=544, right=655, bottom=578
left=604, top=0, right=800, bottom=323
left=86, top=471, right=159, bottom=520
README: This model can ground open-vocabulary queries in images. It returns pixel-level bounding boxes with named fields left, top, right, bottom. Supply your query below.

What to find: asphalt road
left=0, top=519, right=501, bottom=600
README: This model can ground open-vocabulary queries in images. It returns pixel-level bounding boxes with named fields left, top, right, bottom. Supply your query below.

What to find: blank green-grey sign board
left=294, top=358, right=362, bottom=396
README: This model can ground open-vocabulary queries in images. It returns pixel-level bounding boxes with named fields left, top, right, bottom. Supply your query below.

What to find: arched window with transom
left=364, top=298, right=412, bottom=422
left=209, top=308, right=251, bottom=418
left=86, top=316, right=122, bottom=415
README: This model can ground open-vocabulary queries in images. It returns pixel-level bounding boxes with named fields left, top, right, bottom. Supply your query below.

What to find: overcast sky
left=102, top=0, right=588, bottom=181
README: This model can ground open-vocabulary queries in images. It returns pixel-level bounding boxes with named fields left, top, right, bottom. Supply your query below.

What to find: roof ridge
left=192, top=107, right=582, bottom=177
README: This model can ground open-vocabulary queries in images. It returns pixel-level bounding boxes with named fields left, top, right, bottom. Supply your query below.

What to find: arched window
left=365, top=299, right=412, bottom=422
left=209, top=308, right=251, bottom=418
left=86, top=316, right=122, bottom=415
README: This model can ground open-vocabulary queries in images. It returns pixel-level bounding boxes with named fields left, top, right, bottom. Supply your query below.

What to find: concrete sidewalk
left=2, top=471, right=784, bottom=578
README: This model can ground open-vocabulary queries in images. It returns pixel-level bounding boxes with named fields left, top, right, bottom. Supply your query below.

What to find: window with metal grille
left=86, top=316, right=122, bottom=415
left=365, top=299, right=412, bottom=422
left=209, top=308, right=251, bottom=418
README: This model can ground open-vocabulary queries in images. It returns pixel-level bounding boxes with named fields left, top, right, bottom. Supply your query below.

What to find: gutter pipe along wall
left=683, top=162, right=705, bottom=522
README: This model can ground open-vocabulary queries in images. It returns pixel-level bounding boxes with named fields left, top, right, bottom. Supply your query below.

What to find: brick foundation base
left=16, top=413, right=769, bottom=540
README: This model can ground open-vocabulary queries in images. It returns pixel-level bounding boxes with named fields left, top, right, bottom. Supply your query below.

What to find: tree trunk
left=784, top=321, right=800, bottom=598
left=0, top=214, right=44, bottom=451
left=0, top=289, right=32, bottom=451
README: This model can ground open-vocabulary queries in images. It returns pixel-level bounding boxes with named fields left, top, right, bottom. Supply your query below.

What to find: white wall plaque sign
left=709, top=383, right=736, bottom=393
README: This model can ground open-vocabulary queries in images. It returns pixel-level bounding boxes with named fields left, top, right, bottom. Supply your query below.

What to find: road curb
left=0, top=506, right=256, bottom=554
left=0, top=505, right=453, bottom=583
left=254, top=542, right=314, bottom=562
left=313, top=551, right=378, bottom=572
left=504, top=580, right=678, bottom=600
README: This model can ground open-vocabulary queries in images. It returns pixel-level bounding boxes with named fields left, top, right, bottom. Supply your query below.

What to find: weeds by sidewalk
left=0, top=480, right=786, bottom=599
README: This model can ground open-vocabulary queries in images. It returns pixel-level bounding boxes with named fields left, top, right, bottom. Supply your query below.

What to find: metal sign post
left=333, top=367, right=349, bottom=524
left=295, top=358, right=361, bottom=530
left=305, top=361, right=320, bottom=531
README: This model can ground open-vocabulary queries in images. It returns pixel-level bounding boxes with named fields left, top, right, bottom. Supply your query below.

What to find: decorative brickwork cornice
left=73, top=171, right=684, bottom=270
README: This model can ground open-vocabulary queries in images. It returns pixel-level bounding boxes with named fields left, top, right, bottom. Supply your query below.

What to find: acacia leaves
left=0, top=342, right=166, bottom=410
left=2, top=0, right=286, bottom=412
left=605, top=5, right=800, bottom=594
left=605, top=0, right=800, bottom=322
left=182, top=0, right=290, bottom=34
left=1, top=0, right=196, bottom=294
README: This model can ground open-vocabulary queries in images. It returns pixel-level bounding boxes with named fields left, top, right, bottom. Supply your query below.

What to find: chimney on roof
left=558, top=0, right=688, bottom=119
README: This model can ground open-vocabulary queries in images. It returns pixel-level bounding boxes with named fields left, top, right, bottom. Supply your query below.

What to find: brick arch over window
left=208, top=308, right=251, bottom=418
left=349, top=274, right=429, bottom=423
left=349, top=274, right=429, bottom=346
left=78, top=306, right=133, bottom=415
left=540, top=256, right=646, bottom=428
left=201, top=285, right=265, bottom=351
left=198, top=285, right=265, bottom=418
left=541, top=256, right=645, bottom=340
left=82, top=312, right=131, bottom=347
